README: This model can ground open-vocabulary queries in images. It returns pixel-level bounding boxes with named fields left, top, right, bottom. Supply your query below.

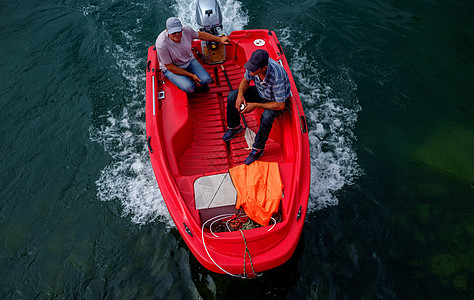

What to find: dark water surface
left=1, top=0, right=473, bottom=299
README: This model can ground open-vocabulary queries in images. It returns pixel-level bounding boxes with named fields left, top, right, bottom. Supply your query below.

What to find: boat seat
left=161, top=82, right=193, bottom=177
left=194, top=172, right=239, bottom=224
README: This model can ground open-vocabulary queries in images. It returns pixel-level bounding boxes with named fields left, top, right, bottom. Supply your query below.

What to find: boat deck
left=174, top=61, right=287, bottom=223
left=177, top=61, right=285, bottom=177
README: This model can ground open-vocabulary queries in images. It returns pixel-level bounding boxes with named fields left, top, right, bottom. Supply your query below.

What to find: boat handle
left=277, top=43, right=283, bottom=54
left=296, top=205, right=302, bottom=221
left=300, top=116, right=307, bottom=133
left=147, top=136, right=153, bottom=153
left=147, top=60, right=151, bottom=72
left=183, top=223, right=193, bottom=237
left=158, top=91, right=165, bottom=99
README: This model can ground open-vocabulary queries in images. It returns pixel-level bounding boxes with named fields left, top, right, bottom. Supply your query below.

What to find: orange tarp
left=229, top=161, right=284, bottom=226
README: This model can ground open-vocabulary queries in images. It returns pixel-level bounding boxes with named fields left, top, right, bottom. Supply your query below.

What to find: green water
left=1, top=0, right=473, bottom=298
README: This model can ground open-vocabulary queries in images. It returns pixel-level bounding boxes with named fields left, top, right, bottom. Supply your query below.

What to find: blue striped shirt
left=244, top=58, right=291, bottom=103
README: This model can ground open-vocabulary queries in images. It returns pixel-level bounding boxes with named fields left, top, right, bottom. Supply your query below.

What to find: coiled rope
left=201, top=213, right=276, bottom=278
left=202, top=214, right=241, bottom=277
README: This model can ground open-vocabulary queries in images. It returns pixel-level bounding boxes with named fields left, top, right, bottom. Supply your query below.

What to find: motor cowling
left=196, top=0, right=223, bottom=36
left=195, top=0, right=226, bottom=64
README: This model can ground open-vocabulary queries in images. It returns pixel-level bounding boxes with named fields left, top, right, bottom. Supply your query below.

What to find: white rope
left=267, top=217, right=277, bottom=231
left=202, top=214, right=242, bottom=277
left=210, top=218, right=223, bottom=237
left=201, top=213, right=277, bottom=278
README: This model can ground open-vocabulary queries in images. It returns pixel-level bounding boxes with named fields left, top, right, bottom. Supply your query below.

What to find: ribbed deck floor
left=177, top=62, right=284, bottom=176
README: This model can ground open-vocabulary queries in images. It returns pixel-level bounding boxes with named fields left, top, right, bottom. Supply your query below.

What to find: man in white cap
left=156, top=17, right=230, bottom=93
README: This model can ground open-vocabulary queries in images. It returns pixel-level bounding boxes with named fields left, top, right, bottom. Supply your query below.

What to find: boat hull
left=145, top=29, right=310, bottom=275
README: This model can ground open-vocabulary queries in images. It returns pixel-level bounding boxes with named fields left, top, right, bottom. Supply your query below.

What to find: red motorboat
left=145, top=4, right=309, bottom=277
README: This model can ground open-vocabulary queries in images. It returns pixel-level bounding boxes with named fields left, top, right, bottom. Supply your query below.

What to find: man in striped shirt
left=223, top=49, right=291, bottom=165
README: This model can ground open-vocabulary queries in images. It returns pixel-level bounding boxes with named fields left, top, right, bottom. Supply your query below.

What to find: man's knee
left=261, top=109, right=278, bottom=121
left=182, top=82, right=195, bottom=93
left=200, top=74, right=212, bottom=86
left=227, top=90, right=238, bottom=104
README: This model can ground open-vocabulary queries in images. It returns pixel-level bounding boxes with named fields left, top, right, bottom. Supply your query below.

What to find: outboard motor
left=195, top=0, right=226, bottom=64
left=196, top=0, right=223, bottom=36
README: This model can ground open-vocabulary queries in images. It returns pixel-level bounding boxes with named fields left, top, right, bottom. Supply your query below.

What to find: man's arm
left=165, top=63, right=201, bottom=84
left=242, top=101, right=285, bottom=113
left=197, top=31, right=230, bottom=45
left=238, top=77, right=286, bottom=113
left=238, top=76, right=286, bottom=113
left=235, top=78, right=250, bottom=110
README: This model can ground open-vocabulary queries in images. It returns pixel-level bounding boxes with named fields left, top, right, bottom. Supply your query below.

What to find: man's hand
left=241, top=102, right=256, bottom=114
left=235, top=78, right=250, bottom=111
left=235, top=94, right=246, bottom=111
left=220, top=35, right=230, bottom=45
left=198, top=32, right=230, bottom=45
left=191, top=74, right=201, bottom=85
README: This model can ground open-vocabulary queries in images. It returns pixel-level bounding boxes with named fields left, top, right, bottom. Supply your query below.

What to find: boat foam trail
left=278, top=27, right=362, bottom=212
left=91, top=0, right=248, bottom=227
left=88, top=1, right=172, bottom=226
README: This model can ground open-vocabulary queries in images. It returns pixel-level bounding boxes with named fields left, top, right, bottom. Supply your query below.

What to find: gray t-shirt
left=155, top=26, right=199, bottom=71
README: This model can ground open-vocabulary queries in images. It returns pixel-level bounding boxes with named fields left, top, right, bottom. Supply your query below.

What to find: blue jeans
left=226, top=86, right=284, bottom=150
left=163, top=58, right=212, bottom=93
